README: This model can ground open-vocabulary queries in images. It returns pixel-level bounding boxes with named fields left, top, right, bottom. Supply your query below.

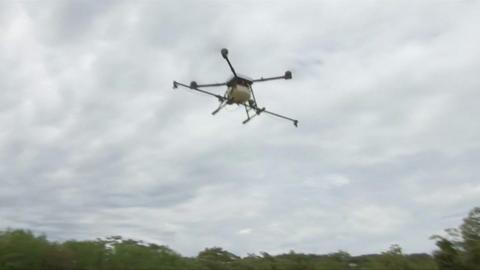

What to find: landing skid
left=212, top=101, right=227, bottom=115
left=209, top=99, right=298, bottom=127
left=242, top=103, right=265, bottom=125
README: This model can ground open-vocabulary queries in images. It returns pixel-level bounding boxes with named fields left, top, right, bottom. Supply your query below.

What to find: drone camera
left=284, top=70, right=292, bottom=80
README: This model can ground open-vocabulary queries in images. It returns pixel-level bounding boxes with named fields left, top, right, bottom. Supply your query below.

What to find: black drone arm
left=221, top=48, right=238, bottom=78
left=194, top=82, right=227, bottom=88
left=251, top=71, right=292, bottom=83
left=262, top=109, right=299, bottom=127
left=245, top=102, right=298, bottom=127
left=173, top=81, right=225, bottom=102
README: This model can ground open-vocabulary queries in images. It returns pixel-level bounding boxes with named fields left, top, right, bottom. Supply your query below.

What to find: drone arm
left=245, top=103, right=298, bottom=127
left=262, top=109, right=299, bottom=127
left=251, top=71, right=292, bottom=83
left=173, top=81, right=225, bottom=102
left=195, top=82, right=227, bottom=88
left=221, top=48, right=238, bottom=78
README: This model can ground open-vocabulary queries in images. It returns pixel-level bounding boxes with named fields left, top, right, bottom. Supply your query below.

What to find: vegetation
left=431, top=207, right=480, bottom=270
left=0, top=207, right=478, bottom=270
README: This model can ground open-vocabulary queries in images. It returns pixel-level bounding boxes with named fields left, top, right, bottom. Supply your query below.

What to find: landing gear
left=243, top=104, right=257, bottom=124
left=212, top=101, right=227, bottom=115
left=242, top=100, right=266, bottom=124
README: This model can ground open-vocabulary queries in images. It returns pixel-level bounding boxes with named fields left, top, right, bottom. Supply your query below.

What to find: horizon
left=0, top=226, right=448, bottom=257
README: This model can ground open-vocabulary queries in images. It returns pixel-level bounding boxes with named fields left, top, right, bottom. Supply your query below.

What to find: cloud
left=1, top=0, right=480, bottom=257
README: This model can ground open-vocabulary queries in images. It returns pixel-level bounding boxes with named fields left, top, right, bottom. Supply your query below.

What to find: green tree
left=42, top=243, right=74, bottom=270
left=197, top=247, right=240, bottom=270
left=198, top=247, right=240, bottom=263
left=0, top=229, right=50, bottom=270
left=311, top=251, right=351, bottom=270
left=432, top=207, right=480, bottom=270
left=431, top=235, right=463, bottom=270
left=366, top=244, right=412, bottom=270
left=460, top=207, right=480, bottom=269
left=102, top=236, right=182, bottom=270
left=63, top=240, right=107, bottom=270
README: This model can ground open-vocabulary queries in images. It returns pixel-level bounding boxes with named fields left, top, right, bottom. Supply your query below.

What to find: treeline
left=0, top=207, right=478, bottom=270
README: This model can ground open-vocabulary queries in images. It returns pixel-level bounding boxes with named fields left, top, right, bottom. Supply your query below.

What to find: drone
left=173, top=48, right=298, bottom=127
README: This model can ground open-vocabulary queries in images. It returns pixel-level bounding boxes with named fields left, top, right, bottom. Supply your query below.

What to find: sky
left=1, top=0, right=480, bottom=257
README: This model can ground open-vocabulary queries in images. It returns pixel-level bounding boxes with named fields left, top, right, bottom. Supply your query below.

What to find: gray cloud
left=1, top=0, right=479, bottom=257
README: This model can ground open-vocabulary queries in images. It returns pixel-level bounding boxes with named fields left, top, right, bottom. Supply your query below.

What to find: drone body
left=173, top=48, right=298, bottom=127
left=224, top=76, right=252, bottom=104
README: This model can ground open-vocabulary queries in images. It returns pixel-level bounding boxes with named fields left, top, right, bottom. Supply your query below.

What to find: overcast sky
left=1, top=0, right=480, bottom=257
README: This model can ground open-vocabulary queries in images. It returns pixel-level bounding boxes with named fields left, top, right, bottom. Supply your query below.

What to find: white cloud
left=416, top=183, right=480, bottom=207
left=237, top=228, right=253, bottom=235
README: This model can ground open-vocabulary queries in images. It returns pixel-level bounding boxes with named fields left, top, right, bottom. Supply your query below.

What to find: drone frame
left=173, top=48, right=298, bottom=127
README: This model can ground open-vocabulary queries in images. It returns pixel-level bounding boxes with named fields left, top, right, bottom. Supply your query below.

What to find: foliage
left=0, top=229, right=50, bottom=270
left=7, top=206, right=478, bottom=270
left=432, top=207, right=480, bottom=270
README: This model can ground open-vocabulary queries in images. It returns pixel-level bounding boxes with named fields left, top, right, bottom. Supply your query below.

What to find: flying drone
left=173, top=48, right=298, bottom=127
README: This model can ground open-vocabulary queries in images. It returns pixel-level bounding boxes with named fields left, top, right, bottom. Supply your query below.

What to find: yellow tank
left=227, top=84, right=251, bottom=104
